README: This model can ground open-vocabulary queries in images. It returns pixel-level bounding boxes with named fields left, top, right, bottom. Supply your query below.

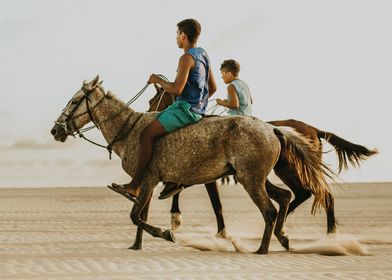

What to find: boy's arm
left=217, top=84, right=239, bottom=109
left=208, top=68, right=217, bottom=97
left=148, top=54, right=194, bottom=96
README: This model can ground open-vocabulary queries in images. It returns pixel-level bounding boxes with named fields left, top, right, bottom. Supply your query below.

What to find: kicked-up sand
left=0, top=182, right=391, bottom=279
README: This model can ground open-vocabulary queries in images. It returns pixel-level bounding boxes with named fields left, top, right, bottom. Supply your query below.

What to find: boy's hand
left=148, top=74, right=161, bottom=84
left=216, top=99, right=225, bottom=106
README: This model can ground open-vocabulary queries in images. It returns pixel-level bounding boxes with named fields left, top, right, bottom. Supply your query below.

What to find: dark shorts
left=156, top=101, right=202, bottom=132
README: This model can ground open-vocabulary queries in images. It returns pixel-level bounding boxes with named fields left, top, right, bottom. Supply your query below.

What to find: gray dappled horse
left=149, top=85, right=378, bottom=237
left=51, top=76, right=332, bottom=254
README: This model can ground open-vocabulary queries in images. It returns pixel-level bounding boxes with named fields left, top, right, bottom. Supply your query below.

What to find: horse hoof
left=215, top=229, right=230, bottom=239
left=279, top=236, right=290, bottom=251
left=128, top=244, right=142, bottom=250
left=171, top=212, right=182, bottom=230
left=254, top=250, right=268, bottom=255
left=254, top=247, right=268, bottom=255
left=163, top=229, right=176, bottom=243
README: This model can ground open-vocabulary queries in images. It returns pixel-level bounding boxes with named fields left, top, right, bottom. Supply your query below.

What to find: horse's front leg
left=325, top=192, right=336, bottom=234
left=130, top=183, right=175, bottom=244
left=129, top=193, right=152, bottom=250
left=204, top=181, right=227, bottom=237
left=170, top=193, right=182, bottom=230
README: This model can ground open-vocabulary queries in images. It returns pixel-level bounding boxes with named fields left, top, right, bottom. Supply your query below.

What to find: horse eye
left=71, top=99, right=78, bottom=105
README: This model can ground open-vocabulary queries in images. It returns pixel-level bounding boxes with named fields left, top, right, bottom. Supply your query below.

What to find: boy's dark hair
left=220, top=59, right=240, bottom=76
left=177, top=19, right=201, bottom=44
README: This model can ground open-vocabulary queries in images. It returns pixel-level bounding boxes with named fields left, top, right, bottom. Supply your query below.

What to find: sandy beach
left=0, top=182, right=391, bottom=279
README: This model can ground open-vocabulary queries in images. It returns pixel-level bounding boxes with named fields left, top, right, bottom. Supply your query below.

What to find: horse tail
left=273, top=128, right=334, bottom=214
left=316, top=130, right=378, bottom=173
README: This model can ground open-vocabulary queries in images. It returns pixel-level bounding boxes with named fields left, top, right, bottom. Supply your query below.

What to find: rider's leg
left=123, top=119, right=167, bottom=196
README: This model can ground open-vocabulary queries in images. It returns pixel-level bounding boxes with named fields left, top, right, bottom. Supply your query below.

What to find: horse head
left=147, top=84, right=175, bottom=112
left=50, top=75, right=105, bottom=142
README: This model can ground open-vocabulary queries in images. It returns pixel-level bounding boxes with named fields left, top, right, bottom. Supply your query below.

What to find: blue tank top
left=227, top=79, right=253, bottom=116
left=176, top=47, right=210, bottom=114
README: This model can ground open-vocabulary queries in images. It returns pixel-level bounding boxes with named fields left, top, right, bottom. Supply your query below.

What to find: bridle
left=55, top=74, right=170, bottom=159
left=56, top=85, right=106, bottom=136
left=55, top=80, right=154, bottom=159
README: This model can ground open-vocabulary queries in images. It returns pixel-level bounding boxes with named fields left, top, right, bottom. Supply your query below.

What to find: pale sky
left=0, top=0, right=391, bottom=187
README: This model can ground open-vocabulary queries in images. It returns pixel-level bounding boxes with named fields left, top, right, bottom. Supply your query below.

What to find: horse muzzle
left=50, top=122, right=68, bottom=142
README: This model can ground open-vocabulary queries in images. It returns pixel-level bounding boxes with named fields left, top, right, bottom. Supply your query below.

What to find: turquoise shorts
left=156, top=101, right=203, bottom=132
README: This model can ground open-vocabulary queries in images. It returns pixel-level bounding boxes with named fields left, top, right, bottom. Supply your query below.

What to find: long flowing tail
left=317, top=130, right=378, bottom=173
left=273, top=128, right=334, bottom=214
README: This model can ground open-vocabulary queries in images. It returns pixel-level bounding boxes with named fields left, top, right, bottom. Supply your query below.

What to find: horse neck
left=91, top=96, right=141, bottom=149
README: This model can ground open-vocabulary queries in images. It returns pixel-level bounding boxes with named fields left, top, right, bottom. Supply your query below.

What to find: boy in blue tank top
left=111, top=19, right=217, bottom=200
left=217, top=59, right=253, bottom=116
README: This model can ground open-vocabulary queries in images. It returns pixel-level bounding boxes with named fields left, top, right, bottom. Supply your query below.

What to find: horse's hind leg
left=288, top=183, right=336, bottom=234
left=287, top=188, right=311, bottom=216
left=325, top=192, right=336, bottom=234
left=266, top=179, right=291, bottom=250
left=130, top=194, right=152, bottom=250
left=274, top=167, right=311, bottom=217
left=205, top=181, right=226, bottom=237
left=276, top=169, right=336, bottom=234
left=241, top=177, right=277, bottom=254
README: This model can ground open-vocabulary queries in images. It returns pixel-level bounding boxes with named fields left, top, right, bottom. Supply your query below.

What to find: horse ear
left=91, top=75, right=100, bottom=87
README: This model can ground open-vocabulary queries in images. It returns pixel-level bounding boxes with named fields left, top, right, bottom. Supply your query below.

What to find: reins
left=205, top=99, right=227, bottom=116
left=65, top=75, right=168, bottom=159
left=155, top=89, right=167, bottom=111
left=75, top=84, right=149, bottom=159
left=62, top=74, right=226, bottom=160
left=78, top=82, right=148, bottom=134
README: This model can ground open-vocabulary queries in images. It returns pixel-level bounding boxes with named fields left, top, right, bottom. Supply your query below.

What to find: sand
left=0, top=182, right=391, bottom=279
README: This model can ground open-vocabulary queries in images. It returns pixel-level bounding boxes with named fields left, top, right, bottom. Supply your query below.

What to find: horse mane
left=105, top=89, right=116, bottom=100
left=101, top=88, right=134, bottom=115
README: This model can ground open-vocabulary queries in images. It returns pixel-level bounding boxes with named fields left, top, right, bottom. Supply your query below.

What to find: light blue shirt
left=227, top=79, right=252, bottom=116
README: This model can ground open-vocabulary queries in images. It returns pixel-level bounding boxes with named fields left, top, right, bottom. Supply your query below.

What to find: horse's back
left=161, top=115, right=277, bottom=147
left=152, top=115, right=281, bottom=184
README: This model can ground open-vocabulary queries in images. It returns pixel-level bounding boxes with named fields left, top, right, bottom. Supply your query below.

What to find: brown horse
left=148, top=85, right=378, bottom=237
left=51, top=76, right=332, bottom=254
